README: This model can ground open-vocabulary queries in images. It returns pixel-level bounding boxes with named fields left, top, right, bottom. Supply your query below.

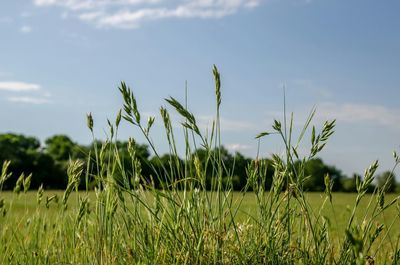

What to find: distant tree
left=0, top=133, right=65, bottom=189
left=341, top=173, right=377, bottom=193
left=0, top=133, right=40, bottom=163
left=191, top=146, right=233, bottom=189
left=0, top=133, right=40, bottom=187
left=341, top=174, right=359, bottom=192
left=376, top=171, right=397, bottom=193
left=148, top=153, right=191, bottom=190
left=44, top=135, right=88, bottom=189
left=44, top=135, right=80, bottom=161
left=33, top=152, right=66, bottom=189
left=190, top=147, right=255, bottom=190
left=115, top=140, right=152, bottom=178
left=231, top=152, right=252, bottom=190
left=301, top=158, right=344, bottom=191
left=88, top=140, right=153, bottom=189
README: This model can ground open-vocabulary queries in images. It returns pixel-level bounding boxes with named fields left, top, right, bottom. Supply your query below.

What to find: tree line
left=0, top=133, right=398, bottom=192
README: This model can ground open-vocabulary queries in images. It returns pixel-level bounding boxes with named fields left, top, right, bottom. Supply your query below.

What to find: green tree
left=150, top=154, right=184, bottom=188
left=116, top=140, right=151, bottom=176
left=191, top=147, right=234, bottom=190
left=0, top=133, right=64, bottom=189
left=44, top=135, right=87, bottom=189
left=231, top=152, right=251, bottom=190
left=191, top=147, right=254, bottom=190
left=376, top=171, right=397, bottom=193
left=0, top=133, right=40, bottom=162
left=45, top=135, right=80, bottom=161
left=341, top=174, right=359, bottom=192
left=302, top=158, right=344, bottom=191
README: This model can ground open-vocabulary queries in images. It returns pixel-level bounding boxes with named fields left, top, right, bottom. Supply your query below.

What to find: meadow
left=1, top=190, right=399, bottom=264
left=1, top=66, right=399, bottom=264
left=2, top=191, right=399, bottom=235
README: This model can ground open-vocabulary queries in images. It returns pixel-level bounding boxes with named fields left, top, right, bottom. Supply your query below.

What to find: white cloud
left=0, top=80, right=53, bottom=104
left=261, top=102, right=400, bottom=132
left=34, top=0, right=169, bottom=10
left=33, top=0, right=261, bottom=29
left=79, top=11, right=104, bottom=21
left=245, top=0, right=259, bottom=8
left=226, top=143, right=252, bottom=151
left=34, top=0, right=57, bottom=6
left=318, top=102, right=400, bottom=129
left=20, top=25, right=32, bottom=33
left=0, top=81, right=41, bottom=92
left=7, top=96, right=52, bottom=104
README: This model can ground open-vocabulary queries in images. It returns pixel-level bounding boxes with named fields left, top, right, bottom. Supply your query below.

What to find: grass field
left=2, top=68, right=400, bottom=264
left=1, top=190, right=399, bottom=264
left=3, top=191, right=399, bottom=228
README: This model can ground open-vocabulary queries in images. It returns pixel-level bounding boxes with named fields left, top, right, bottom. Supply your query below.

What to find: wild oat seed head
left=213, top=64, right=221, bottom=108
left=86, top=112, right=94, bottom=132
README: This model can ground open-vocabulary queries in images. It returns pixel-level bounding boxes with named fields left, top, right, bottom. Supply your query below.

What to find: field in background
left=2, top=191, right=399, bottom=238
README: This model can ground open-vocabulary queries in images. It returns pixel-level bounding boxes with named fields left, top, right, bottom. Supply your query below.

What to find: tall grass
left=1, top=65, right=400, bottom=264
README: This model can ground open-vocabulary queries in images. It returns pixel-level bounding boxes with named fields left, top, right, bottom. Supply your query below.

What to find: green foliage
left=0, top=133, right=65, bottom=189
left=0, top=133, right=393, bottom=193
left=301, top=158, right=344, bottom=191
left=45, top=135, right=79, bottom=161
left=341, top=174, right=360, bottom=192
left=376, top=171, right=397, bottom=193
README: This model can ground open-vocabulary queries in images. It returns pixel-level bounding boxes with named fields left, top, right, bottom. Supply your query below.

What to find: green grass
left=2, top=191, right=399, bottom=233
left=1, top=65, right=400, bottom=264
left=1, top=191, right=399, bottom=264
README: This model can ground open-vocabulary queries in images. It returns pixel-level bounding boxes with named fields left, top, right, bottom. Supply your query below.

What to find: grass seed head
left=13, top=173, right=25, bottom=195
left=116, top=109, right=122, bottom=128
left=86, top=112, right=94, bottom=132
left=37, top=184, right=44, bottom=205
left=0, top=160, right=12, bottom=186
left=213, top=64, right=221, bottom=109
left=23, top=173, right=32, bottom=193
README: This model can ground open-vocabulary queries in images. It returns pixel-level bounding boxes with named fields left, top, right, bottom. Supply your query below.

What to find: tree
left=44, top=135, right=87, bottom=189
left=190, top=147, right=254, bottom=190
left=302, top=158, right=344, bottom=191
left=0, top=133, right=41, bottom=188
left=0, top=133, right=40, bottom=163
left=0, top=133, right=64, bottom=189
left=116, top=140, right=152, bottom=180
left=45, top=135, right=80, bottom=161
left=231, top=152, right=252, bottom=190
left=150, top=154, right=184, bottom=188
left=376, top=171, right=397, bottom=193
left=191, top=147, right=233, bottom=189
left=341, top=174, right=359, bottom=192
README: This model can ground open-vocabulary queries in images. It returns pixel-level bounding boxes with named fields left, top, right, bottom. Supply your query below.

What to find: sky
left=0, top=0, right=400, bottom=178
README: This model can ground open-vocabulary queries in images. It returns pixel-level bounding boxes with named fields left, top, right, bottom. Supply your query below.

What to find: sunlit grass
left=1, top=65, right=399, bottom=264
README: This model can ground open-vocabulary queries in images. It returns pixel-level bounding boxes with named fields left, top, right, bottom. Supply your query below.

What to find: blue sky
left=0, top=0, right=399, bottom=178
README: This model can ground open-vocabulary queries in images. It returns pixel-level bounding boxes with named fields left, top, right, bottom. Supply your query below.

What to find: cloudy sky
left=1, top=0, right=399, bottom=177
